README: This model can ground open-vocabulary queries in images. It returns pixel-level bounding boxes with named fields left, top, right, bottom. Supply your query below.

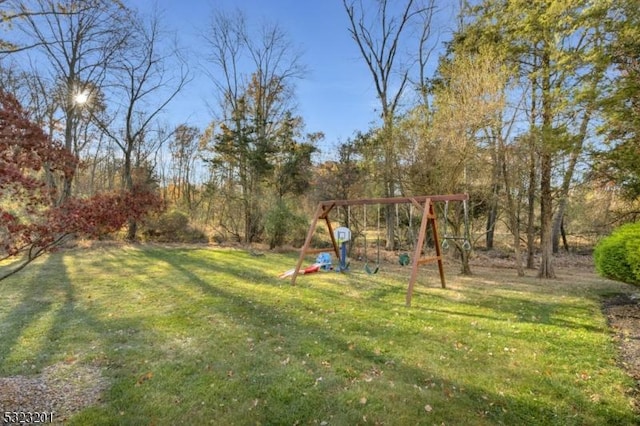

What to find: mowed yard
left=0, top=245, right=638, bottom=425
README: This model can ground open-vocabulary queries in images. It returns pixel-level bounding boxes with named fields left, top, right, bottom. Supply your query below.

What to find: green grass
left=0, top=245, right=638, bottom=425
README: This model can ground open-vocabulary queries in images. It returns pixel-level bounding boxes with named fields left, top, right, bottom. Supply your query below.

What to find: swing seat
left=398, top=253, right=410, bottom=266
left=364, top=263, right=379, bottom=275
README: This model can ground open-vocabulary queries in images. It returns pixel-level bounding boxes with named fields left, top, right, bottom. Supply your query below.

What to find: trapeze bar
left=318, top=193, right=468, bottom=208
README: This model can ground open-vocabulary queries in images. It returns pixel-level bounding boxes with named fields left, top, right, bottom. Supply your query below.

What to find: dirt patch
left=0, top=361, right=107, bottom=424
left=603, top=293, right=640, bottom=411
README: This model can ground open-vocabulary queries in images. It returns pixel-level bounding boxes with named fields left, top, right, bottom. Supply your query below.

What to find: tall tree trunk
left=526, top=143, right=537, bottom=269
left=538, top=49, right=555, bottom=279
left=384, top=123, right=397, bottom=251
left=60, top=106, right=76, bottom=204
left=550, top=158, right=576, bottom=254
left=486, top=139, right=501, bottom=250
left=498, top=133, right=525, bottom=277
left=552, top=107, right=592, bottom=253
left=552, top=208, right=564, bottom=254
left=511, top=207, right=525, bottom=277
left=486, top=183, right=499, bottom=250
left=89, top=134, right=104, bottom=194
left=538, top=151, right=555, bottom=278
left=126, top=218, right=138, bottom=242
left=459, top=243, right=472, bottom=275
left=123, top=147, right=138, bottom=242
left=240, top=158, right=252, bottom=244
left=526, top=52, right=539, bottom=270
left=385, top=190, right=396, bottom=251
left=560, top=218, right=569, bottom=253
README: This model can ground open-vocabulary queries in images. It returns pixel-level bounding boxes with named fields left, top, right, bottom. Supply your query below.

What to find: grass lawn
left=0, top=245, right=638, bottom=425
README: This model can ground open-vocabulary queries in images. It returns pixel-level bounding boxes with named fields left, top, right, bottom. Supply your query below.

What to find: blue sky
left=134, top=0, right=456, bottom=156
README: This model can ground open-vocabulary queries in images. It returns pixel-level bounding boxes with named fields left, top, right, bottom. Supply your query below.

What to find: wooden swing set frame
left=290, top=193, right=469, bottom=307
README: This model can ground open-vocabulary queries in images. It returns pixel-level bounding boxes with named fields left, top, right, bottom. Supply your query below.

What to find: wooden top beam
left=318, top=193, right=468, bottom=208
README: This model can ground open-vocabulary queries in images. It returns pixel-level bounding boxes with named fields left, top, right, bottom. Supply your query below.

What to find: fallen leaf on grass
left=578, top=371, right=591, bottom=380
left=136, top=371, right=153, bottom=386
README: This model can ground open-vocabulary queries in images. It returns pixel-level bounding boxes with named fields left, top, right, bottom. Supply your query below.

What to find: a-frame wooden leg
left=430, top=203, right=446, bottom=289
left=291, top=203, right=323, bottom=285
left=405, top=198, right=446, bottom=307
left=406, top=199, right=431, bottom=306
left=291, top=203, right=340, bottom=285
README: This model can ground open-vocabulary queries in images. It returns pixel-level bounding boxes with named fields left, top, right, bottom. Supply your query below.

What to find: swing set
left=289, top=193, right=470, bottom=307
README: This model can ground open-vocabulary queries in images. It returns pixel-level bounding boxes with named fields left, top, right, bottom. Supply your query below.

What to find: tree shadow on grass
left=2, top=248, right=634, bottom=424
left=140, top=248, right=636, bottom=426
left=420, top=285, right=609, bottom=334
left=37, top=252, right=162, bottom=360
left=0, top=256, right=64, bottom=374
left=0, top=251, right=168, bottom=422
left=0, top=247, right=626, bottom=422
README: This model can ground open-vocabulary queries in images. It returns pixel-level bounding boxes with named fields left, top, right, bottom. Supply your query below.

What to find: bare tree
left=202, top=9, right=306, bottom=243
left=3, top=0, right=131, bottom=203
left=343, top=0, right=437, bottom=250
left=169, top=124, right=200, bottom=209
left=93, top=8, right=189, bottom=240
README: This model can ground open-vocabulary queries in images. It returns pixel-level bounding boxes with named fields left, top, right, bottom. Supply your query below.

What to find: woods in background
left=1, top=0, right=639, bottom=280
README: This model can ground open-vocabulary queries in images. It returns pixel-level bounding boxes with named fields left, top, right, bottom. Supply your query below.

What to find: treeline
left=1, top=0, right=639, bottom=279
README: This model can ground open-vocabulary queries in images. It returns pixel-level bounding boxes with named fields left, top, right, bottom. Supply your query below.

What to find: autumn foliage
left=0, top=90, right=162, bottom=279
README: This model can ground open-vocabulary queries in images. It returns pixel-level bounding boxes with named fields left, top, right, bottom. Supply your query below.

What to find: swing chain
left=462, top=199, right=471, bottom=251
left=441, top=201, right=450, bottom=250
left=363, top=204, right=380, bottom=274
left=363, top=204, right=368, bottom=258
left=441, top=200, right=471, bottom=251
left=375, top=204, right=381, bottom=269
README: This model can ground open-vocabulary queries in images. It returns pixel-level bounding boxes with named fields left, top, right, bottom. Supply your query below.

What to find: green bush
left=628, top=235, right=640, bottom=281
left=594, top=222, right=640, bottom=285
left=264, top=200, right=307, bottom=249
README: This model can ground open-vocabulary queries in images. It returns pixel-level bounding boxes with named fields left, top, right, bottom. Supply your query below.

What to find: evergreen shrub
left=594, top=222, right=640, bottom=285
